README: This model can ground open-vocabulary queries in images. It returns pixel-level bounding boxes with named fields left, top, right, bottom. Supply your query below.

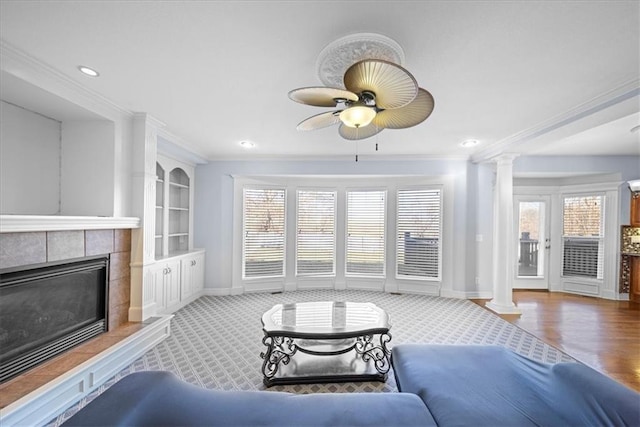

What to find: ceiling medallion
left=315, top=33, right=405, bottom=88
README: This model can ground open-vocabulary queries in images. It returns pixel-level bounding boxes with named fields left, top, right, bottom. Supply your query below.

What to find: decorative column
left=486, top=154, right=521, bottom=314
left=129, top=113, right=164, bottom=321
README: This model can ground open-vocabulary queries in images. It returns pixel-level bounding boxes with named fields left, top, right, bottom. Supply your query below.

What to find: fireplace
left=0, top=256, right=109, bottom=383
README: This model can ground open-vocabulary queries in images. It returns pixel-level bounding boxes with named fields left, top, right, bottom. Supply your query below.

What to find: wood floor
left=473, top=291, right=640, bottom=392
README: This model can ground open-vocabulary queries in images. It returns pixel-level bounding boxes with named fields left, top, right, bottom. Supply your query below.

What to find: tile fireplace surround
left=0, top=216, right=173, bottom=426
left=0, top=228, right=132, bottom=331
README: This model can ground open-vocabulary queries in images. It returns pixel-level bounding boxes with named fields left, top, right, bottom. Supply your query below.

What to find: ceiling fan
left=288, top=59, right=434, bottom=140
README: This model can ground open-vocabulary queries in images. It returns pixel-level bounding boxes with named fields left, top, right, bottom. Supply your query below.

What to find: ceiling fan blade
left=373, top=88, right=435, bottom=129
left=296, top=111, right=341, bottom=131
left=343, top=59, right=418, bottom=110
left=288, top=87, right=358, bottom=107
left=338, top=122, right=383, bottom=140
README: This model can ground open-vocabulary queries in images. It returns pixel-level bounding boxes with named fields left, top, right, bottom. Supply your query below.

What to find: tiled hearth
left=0, top=321, right=144, bottom=409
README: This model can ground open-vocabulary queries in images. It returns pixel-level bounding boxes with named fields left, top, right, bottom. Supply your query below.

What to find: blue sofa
left=392, top=344, right=640, bottom=427
left=63, top=345, right=640, bottom=426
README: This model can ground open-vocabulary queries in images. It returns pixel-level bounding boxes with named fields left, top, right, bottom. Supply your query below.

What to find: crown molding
left=0, top=39, right=133, bottom=120
left=132, top=112, right=166, bottom=129
left=471, top=77, right=640, bottom=163
left=157, top=127, right=209, bottom=164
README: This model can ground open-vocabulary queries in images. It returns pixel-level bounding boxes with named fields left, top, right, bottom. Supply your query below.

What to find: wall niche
left=1, top=84, right=118, bottom=217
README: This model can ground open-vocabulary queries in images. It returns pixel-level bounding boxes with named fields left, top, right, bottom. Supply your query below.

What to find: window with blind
left=396, top=188, right=442, bottom=279
left=296, top=190, right=336, bottom=276
left=562, top=195, right=604, bottom=279
left=346, top=190, right=386, bottom=277
left=242, top=188, right=286, bottom=279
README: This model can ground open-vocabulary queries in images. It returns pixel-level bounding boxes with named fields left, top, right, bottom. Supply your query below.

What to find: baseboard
left=200, top=286, right=495, bottom=300
left=203, top=287, right=235, bottom=296
left=439, top=289, right=493, bottom=299
left=599, top=289, right=617, bottom=300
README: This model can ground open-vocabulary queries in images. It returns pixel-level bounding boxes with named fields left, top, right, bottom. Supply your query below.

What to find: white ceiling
left=1, top=1, right=639, bottom=161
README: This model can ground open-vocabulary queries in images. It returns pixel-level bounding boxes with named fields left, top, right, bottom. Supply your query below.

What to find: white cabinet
left=150, top=259, right=181, bottom=313
left=181, top=251, right=205, bottom=300
left=148, top=250, right=205, bottom=315
left=142, top=150, right=204, bottom=317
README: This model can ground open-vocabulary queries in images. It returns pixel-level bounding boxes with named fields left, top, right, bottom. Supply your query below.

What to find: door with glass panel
left=513, top=196, right=550, bottom=289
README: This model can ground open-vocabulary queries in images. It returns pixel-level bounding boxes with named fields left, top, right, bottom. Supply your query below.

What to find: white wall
left=194, top=159, right=476, bottom=295
left=61, top=121, right=115, bottom=216
left=0, top=101, right=61, bottom=215
left=0, top=100, right=134, bottom=217
left=192, top=155, right=638, bottom=299
left=514, top=155, right=640, bottom=224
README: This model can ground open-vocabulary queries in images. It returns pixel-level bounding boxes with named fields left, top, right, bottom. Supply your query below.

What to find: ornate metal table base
left=260, top=332, right=392, bottom=387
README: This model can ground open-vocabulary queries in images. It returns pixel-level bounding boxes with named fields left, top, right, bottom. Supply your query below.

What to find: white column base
left=485, top=300, right=522, bottom=315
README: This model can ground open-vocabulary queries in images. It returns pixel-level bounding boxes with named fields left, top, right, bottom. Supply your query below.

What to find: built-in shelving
left=155, top=163, right=165, bottom=257
left=154, top=157, right=193, bottom=259
left=167, top=167, right=190, bottom=254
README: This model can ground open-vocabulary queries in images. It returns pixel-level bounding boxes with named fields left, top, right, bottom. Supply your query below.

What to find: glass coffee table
left=260, top=301, right=391, bottom=387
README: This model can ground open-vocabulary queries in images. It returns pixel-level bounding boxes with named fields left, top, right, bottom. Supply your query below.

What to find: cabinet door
left=165, top=260, right=181, bottom=309
left=180, top=257, right=194, bottom=300
left=181, top=252, right=205, bottom=300
left=150, top=265, right=167, bottom=311
left=192, top=253, right=205, bottom=294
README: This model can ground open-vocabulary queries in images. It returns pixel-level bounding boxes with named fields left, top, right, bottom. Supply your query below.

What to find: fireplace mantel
left=0, top=215, right=140, bottom=233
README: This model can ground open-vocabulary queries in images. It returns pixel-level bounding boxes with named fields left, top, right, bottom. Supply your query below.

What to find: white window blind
left=396, top=188, right=441, bottom=279
left=296, top=190, right=336, bottom=276
left=242, top=188, right=285, bottom=278
left=562, top=195, right=604, bottom=279
left=346, top=190, right=386, bottom=277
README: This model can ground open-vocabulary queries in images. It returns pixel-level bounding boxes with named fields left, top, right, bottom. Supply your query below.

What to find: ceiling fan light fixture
left=339, top=105, right=376, bottom=128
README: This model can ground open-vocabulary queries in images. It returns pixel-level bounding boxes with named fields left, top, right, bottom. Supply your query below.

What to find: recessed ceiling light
left=78, top=66, right=99, bottom=77
left=239, top=141, right=255, bottom=149
left=460, top=139, right=480, bottom=148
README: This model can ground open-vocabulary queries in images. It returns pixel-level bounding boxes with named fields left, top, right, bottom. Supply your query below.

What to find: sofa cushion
left=62, top=371, right=437, bottom=427
left=391, top=344, right=640, bottom=427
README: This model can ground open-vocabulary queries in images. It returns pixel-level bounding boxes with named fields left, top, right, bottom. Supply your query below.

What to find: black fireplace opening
left=0, top=256, right=109, bottom=383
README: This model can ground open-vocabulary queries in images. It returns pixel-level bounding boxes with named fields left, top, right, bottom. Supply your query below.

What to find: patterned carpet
left=49, top=290, right=573, bottom=425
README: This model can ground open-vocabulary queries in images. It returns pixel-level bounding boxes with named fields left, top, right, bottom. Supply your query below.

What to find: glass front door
left=513, top=196, right=550, bottom=289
